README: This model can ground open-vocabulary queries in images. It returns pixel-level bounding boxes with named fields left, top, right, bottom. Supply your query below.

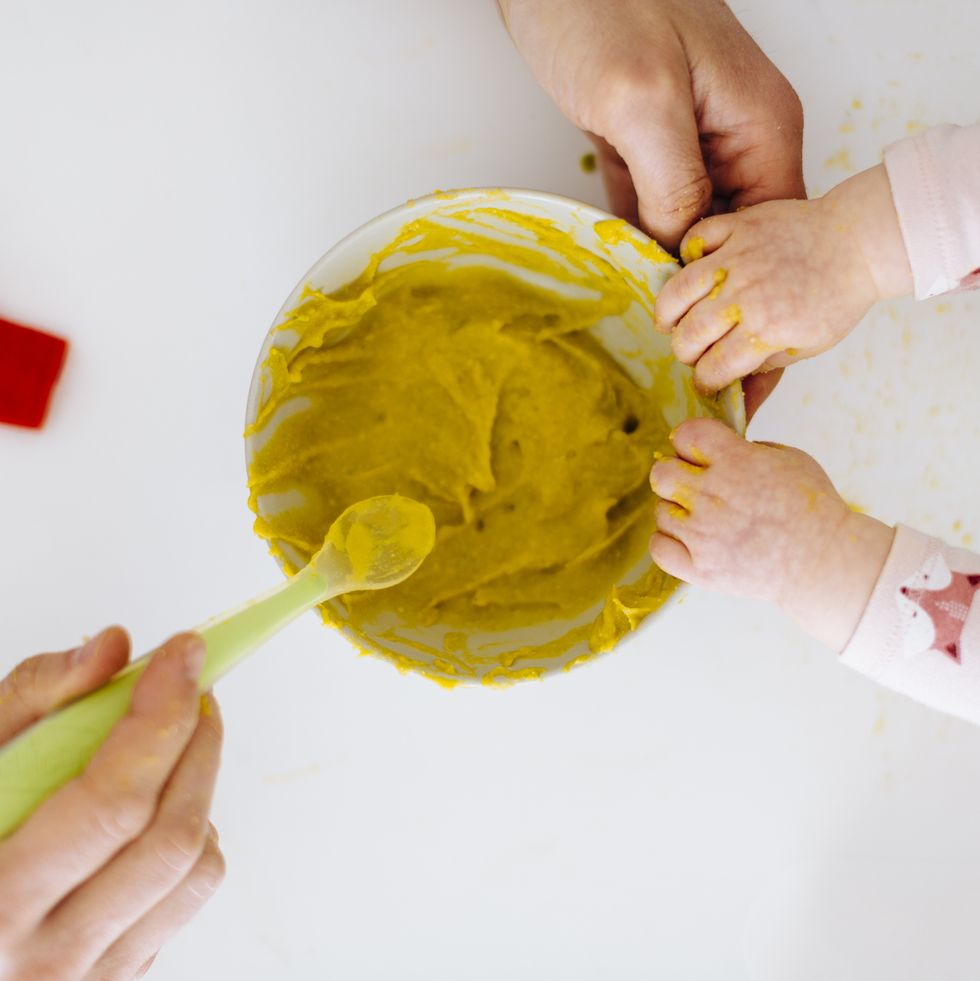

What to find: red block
left=0, top=316, right=69, bottom=429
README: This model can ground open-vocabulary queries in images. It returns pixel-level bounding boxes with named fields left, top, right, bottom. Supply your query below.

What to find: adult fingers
left=725, top=101, right=806, bottom=208
left=672, top=298, right=742, bottom=366
left=649, top=457, right=703, bottom=509
left=35, top=696, right=223, bottom=975
left=587, top=132, right=640, bottom=228
left=0, top=627, right=131, bottom=745
left=670, top=417, right=740, bottom=466
left=655, top=256, right=730, bottom=333
left=706, top=70, right=806, bottom=209
left=742, top=369, right=784, bottom=425
left=85, top=826, right=226, bottom=981
left=694, top=326, right=773, bottom=395
left=601, top=51, right=712, bottom=251
left=0, top=634, right=205, bottom=930
left=649, top=532, right=695, bottom=582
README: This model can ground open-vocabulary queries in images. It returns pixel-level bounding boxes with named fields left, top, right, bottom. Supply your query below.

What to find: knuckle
left=676, top=416, right=714, bottom=441
left=710, top=343, right=737, bottom=372
left=81, top=779, right=155, bottom=846
left=659, top=172, right=713, bottom=221
left=186, top=840, right=226, bottom=900
left=595, top=63, right=683, bottom=130
left=150, top=814, right=209, bottom=875
left=672, top=328, right=697, bottom=363
left=3, top=655, right=46, bottom=710
left=655, top=287, right=677, bottom=323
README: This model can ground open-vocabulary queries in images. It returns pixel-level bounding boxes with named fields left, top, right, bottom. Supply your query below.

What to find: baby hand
left=648, top=418, right=894, bottom=650
left=655, top=165, right=912, bottom=393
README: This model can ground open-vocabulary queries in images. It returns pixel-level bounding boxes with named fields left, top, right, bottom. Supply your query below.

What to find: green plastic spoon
left=0, top=494, right=435, bottom=840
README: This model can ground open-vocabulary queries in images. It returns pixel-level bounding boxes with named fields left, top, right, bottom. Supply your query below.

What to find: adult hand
left=0, top=627, right=225, bottom=981
left=499, top=0, right=805, bottom=421
left=499, top=0, right=805, bottom=251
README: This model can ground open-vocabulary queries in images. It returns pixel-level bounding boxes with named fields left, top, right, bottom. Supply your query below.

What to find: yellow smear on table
left=246, top=206, right=703, bottom=685
left=824, top=148, right=856, bottom=172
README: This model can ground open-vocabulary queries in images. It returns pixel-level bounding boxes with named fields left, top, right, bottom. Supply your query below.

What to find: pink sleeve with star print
left=841, top=525, right=980, bottom=724
left=884, top=122, right=980, bottom=300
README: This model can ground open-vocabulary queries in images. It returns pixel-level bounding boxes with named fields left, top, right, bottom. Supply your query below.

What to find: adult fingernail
left=71, top=629, right=106, bottom=666
left=136, top=954, right=158, bottom=979
left=182, top=635, right=206, bottom=684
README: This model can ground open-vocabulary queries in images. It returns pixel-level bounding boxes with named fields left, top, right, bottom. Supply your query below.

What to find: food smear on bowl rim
left=245, top=204, right=727, bottom=686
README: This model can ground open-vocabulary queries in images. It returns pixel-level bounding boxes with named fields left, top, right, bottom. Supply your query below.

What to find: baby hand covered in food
left=648, top=418, right=895, bottom=652
left=651, top=419, right=980, bottom=726
left=654, top=164, right=914, bottom=393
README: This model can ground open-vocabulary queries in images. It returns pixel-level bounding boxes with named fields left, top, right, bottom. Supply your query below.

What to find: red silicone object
left=0, top=316, right=69, bottom=429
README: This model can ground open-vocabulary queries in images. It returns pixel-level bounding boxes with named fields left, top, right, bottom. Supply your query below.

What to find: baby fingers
left=648, top=532, right=695, bottom=582
left=654, top=499, right=691, bottom=541
left=671, top=296, right=743, bottom=366
left=693, top=324, right=778, bottom=394
left=680, top=214, right=737, bottom=262
left=655, top=257, right=730, bottom=332
left=649, top=457, right=704, bottom=510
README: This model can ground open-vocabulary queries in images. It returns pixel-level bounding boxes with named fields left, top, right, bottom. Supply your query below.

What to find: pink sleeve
left=883, top=123, right=980, bottom=300
left=841, top=525, right=980, bottom=724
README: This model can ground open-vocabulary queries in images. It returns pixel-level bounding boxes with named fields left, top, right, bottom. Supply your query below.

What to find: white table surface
left=2, top=1, right=980, bottom=978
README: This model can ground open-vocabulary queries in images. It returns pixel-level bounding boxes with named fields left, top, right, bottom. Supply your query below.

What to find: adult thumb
left=0, top=626, right=130, bottom=744
left=607, top=71, right=712, bottom=252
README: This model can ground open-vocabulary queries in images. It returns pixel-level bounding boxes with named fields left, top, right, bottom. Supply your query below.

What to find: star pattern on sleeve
left=900, top=571, right=980, bottom=663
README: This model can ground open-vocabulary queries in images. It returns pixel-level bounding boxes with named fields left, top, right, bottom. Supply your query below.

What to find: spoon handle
left=0, top=566, right=333, bottom=840
left=197, top=565, right=331, bottom=688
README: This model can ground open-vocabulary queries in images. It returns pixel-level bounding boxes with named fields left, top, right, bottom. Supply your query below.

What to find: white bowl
left=245, top=188, right=745, bottom=686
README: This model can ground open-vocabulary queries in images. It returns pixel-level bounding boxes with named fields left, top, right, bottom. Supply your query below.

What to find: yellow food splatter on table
left=825, top=148, right=856, bottom=173
left=246, top=206, right=721, bottom=685
left=580, top=152, right=597, bottom=174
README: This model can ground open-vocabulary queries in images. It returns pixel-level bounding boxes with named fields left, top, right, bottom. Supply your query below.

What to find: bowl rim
left=243, top=186, right=745, bottom=681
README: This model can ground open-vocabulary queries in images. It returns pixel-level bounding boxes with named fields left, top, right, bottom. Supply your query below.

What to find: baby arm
left=655, top=164, right=913, bottom=393
left=648, top=418, right=894, bottom=651
left=650, top=419, right=980, bottom=725
left=657, top=121, right=980, bottom=394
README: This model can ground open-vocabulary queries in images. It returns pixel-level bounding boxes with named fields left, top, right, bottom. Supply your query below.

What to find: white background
left=2, top=1, right=980, bottom=978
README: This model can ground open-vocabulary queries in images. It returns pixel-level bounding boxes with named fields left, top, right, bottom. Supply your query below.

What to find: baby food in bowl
left=244, top=189, right=744, bottom=686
